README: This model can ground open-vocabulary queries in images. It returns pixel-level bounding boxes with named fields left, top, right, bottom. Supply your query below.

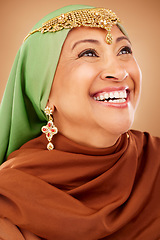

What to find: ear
left=46, top=98, right=55, bottom=112
left=46, top=83, right=56, bottom=111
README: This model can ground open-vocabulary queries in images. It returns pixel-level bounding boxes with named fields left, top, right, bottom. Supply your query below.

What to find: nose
left=104, top=71, right=128, bottom=81
left=100, top=58, right=128, bottom=82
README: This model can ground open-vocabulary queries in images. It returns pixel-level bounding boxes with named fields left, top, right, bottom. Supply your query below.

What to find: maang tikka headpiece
left=24, top=8, right=120, bottom=44
left=41, top=107, right=58, bottom=150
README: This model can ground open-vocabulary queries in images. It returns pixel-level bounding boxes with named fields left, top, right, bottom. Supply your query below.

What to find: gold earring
left=41, top=106, right=58, bottom=150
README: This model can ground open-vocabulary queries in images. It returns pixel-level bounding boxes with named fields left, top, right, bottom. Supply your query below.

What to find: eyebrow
left=71, top=36, right=131, bottom=50
left=116, top=36, right=131, bottom=45
left=72, top=39, right=100, bottom=50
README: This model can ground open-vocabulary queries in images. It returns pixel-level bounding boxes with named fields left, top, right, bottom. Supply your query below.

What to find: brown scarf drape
left=0, top=130, right=160, bottom=240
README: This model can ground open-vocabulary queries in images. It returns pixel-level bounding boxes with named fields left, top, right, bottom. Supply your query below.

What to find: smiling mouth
left=92, top=89, right=129, bottom=103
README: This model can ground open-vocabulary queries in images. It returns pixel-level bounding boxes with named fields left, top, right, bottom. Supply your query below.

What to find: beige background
left=0, top=0, right=160, bottom=137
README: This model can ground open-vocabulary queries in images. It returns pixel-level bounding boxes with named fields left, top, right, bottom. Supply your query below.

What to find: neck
left=56, top=123, right=120, bottom=149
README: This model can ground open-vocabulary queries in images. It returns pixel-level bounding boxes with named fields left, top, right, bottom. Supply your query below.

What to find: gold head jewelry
left=24, top=8, right=120, bottom=44
left=41, top=106, right=58, bottom=150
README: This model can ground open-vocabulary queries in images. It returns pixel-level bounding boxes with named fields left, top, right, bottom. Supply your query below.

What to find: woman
left=0, top=4, right=160, bottom=240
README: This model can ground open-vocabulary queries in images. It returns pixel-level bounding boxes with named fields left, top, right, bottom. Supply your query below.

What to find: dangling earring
left=41, top=106, right=58, bottom=150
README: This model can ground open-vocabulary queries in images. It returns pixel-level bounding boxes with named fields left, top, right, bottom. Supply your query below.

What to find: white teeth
left=109, top=99, right=126, bottom=103
left=104, top=92, right=109, bottom=99
left=109, top=92, right=114, bottom=99
left=97, top=96, right=100, bottom=100
left=119, top=99, right=126, bottom=103
left=114, top=91, right=119, bottom=98
left=100, top=95, right=104, bottom=100
left=119, top=91, right=125, bottom=98
left=93, top=89, right=128, bottom=103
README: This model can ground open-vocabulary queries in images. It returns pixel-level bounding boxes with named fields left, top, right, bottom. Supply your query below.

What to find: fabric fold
left=0, top=130, right=160, bottom=239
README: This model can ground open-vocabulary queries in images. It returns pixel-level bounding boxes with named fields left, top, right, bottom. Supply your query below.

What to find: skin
left=47, top=26, right=142, bottom=148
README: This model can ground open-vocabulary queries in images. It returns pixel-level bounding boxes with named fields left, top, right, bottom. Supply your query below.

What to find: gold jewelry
left=41, top=106, right=58, bottom=150
left=24, top=8, right=120, bottom=44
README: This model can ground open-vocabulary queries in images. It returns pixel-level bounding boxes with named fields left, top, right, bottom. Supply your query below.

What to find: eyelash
left=118, top=46, right=132, bottom=55
left=78, top=46, right=132, bottom=58
left=78, top=49, right=99, bottom=58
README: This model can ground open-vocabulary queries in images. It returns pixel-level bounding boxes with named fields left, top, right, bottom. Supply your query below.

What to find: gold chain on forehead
left=24, top=8, right=120, bottom=44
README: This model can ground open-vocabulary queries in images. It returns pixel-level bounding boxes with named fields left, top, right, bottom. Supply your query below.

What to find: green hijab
left=0, top=5, right=127, bottom=164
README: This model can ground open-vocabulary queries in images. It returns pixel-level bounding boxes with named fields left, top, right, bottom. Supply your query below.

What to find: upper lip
left=90, top=86, right=130, bottom=97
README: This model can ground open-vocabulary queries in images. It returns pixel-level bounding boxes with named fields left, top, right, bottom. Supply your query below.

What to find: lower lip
left=92, top=96, right=130, bottom=108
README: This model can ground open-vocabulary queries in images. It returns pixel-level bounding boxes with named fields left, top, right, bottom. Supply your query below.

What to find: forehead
left=65, top=26, right=125, bottom=45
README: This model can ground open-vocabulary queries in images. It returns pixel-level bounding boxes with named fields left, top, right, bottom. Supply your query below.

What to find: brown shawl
left=0, top=130, right=160, bottom=240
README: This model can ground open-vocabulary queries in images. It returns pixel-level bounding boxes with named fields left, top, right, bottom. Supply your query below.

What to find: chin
left=111, top=118, right=134, bottom=136
left=99, top=114, right=134, bottom=137
left=113, top=123, right=133, bottom=136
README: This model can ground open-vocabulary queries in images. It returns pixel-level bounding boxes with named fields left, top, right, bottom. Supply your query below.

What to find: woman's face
left=48, top=26, right=142, bottom=148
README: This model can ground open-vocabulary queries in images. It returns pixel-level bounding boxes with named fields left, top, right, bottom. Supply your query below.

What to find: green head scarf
left=0, top=5, right=128, bottom=164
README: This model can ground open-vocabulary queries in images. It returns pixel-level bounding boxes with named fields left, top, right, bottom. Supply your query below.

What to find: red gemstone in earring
left=42, top=106, right=58, bottom=150
left=42, top=126, right=48, bottom=133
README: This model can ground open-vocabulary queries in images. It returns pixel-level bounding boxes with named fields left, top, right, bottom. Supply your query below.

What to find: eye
left=78, top=49, right=99, bottom=58
left=118, top=46, right=132, bottom=55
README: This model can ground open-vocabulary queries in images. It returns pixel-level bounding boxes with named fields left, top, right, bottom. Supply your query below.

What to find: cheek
left=59, top=63, right=98, bottom=93
left=128, top=60, right=142, bottom=109
left=51, top=63, right=97, bottom=109
left=128, top=60, right=142, bottom=90
left=133, top=65, right=142, bottom=98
